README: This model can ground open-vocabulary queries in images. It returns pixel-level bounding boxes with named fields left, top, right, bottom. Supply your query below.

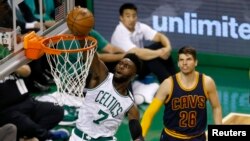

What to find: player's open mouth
left=115, top=71, right=122, bottom=76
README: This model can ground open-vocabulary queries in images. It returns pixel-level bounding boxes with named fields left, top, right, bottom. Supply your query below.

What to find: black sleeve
left=129, top=119, right=144, bottom=141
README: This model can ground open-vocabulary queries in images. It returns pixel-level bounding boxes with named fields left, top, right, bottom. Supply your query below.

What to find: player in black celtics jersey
left=141, top=46, right=222, bottom=141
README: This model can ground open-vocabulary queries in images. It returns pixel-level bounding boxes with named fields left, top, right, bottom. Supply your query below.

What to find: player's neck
left=178, top=71, right=198, bottom=88
left=113, top=82, right=128, bottom=96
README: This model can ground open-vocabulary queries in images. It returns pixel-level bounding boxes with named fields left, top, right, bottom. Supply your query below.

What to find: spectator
left=23, top=0, right=56, bottom=28
left=0, top=0, right=53, bottom=92
left=0, top=0, right=43, bottom=34
left=0, top=65, right=69, bottom=141
left=111, top=3, right=177, bottom=83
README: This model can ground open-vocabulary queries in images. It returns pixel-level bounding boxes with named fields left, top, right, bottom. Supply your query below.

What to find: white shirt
left=76, top=73, right=134, bottom=139
left=111, top=21, right=157, bottom=52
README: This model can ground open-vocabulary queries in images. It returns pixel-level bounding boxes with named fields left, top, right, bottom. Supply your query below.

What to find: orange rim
left=41, top=34, right=97, bottom=55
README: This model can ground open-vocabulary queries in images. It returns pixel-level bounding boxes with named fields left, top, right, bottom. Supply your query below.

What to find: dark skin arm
left=86, top=52, right=109, bottom=88
left=127, top=103, right=144, bottom=141
left=127, top=104, right=140, bottom=120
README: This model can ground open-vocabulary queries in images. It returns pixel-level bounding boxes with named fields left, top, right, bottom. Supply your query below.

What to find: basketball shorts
left=160, top=129, right=206, bottom=141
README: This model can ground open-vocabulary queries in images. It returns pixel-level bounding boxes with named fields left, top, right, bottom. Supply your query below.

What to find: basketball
left=66, top=7, right=94, bottom=36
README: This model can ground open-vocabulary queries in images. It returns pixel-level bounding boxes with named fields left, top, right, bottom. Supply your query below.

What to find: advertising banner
left=94, top=0, right=250, bottom=57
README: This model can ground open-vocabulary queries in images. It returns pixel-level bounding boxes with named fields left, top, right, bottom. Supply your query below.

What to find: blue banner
left=94, top=0, right=250, bottom=57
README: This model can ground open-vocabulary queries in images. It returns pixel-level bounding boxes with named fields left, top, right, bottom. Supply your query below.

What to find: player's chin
left=181, top=69, right=193, bottom=74
left=114, top=72, right=122, bottom=78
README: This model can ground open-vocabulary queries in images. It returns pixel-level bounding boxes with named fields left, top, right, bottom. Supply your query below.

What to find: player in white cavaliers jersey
left=69, top=52, right=144, bottom=141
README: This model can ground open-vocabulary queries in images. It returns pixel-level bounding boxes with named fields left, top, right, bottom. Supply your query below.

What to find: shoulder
left=136, top=22, right=157, bottom=39
left=160, top=76, right=173, bottom=91
left=202, top=73, right=217, bottom=92
left=112, top=22, right=129, bottom=37
left=163, top=76, right=173, bottom=85
left=114, top=22, right=126, bottom=31
left=137, top=22, right=150, bottom=27
left=89, top=29, right=99, bottom=37
left=202, top=74, right=215, bottom=85
left=137, top=22, right=153, bottom=30
left=156, top=76, right=173, bottom=99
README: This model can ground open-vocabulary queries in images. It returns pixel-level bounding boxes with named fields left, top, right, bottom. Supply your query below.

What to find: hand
left=15, top=65, right=31, bottom=77
left=159, top=47, right=170, bottom=60
left=134, top=136, right=145, bottom=141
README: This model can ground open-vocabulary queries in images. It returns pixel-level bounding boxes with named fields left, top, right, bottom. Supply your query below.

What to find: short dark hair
left=119, top=3, right=137, bottom=16
left=178, top=45, right=197, bottom=60
left=123, top=53, right=142, bottom=74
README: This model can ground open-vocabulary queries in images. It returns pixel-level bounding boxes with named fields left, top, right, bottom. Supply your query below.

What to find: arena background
left=93, top=0, right=250, bottom=57
left=85, top=0, right=250, bottom=140
left=1, top=0, right=247, bottom=140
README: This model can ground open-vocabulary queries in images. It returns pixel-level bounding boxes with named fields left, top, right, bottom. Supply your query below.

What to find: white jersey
left=111, top=21, right=157, bottom=52
left=76, top=73, right=134, bottom=139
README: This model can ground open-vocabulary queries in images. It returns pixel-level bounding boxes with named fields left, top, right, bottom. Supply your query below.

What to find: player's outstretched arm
left=87, top=53, right=109, bottom=88
left=141, top=77, right=172, bottom=137
left=140, top=98, right=163, bottom=137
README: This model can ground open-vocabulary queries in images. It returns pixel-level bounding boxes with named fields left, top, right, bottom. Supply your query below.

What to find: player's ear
left=195, top=60, right=198, bottom=66
left=119, top=15, right=123, bottom=21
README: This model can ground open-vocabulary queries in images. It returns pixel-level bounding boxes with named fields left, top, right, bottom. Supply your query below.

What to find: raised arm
left=87, top=52, right=109, bottom=88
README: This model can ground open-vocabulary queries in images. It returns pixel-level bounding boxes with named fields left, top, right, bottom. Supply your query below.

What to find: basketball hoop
left=23, top=31, right=97, bottom=106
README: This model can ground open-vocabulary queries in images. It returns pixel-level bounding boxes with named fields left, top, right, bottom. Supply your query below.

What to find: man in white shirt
left=111, top=3, right=176, bottom=83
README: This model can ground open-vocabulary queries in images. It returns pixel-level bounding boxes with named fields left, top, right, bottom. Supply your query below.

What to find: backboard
left=0, top=0, right=75, bottom=79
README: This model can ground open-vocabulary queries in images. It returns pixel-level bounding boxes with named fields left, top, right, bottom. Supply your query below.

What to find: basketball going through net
left=23, top=7, right=96, bottom=106
left=24, top=32, right=97, bottom=106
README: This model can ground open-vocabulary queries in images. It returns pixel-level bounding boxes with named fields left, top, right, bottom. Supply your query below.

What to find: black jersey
left=163, top=73, right=208, bottom=138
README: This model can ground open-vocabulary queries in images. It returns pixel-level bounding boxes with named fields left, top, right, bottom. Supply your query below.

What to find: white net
left=43, top=35, right=96, bottom=106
